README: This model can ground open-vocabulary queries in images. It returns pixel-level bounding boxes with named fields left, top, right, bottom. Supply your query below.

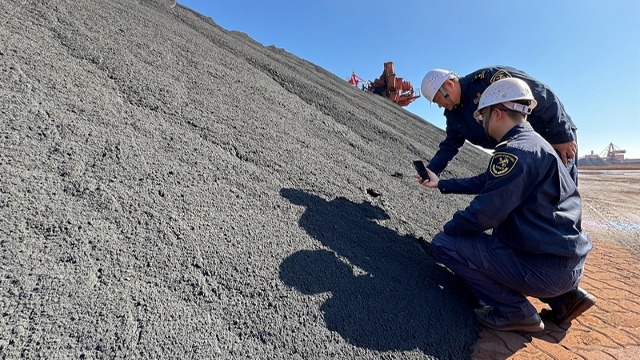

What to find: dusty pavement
left=472, top=170, right=640, bottom=359
left=2, top=1, right=639, bottom=359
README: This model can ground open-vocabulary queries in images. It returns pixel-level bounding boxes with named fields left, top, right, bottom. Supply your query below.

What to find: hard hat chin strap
left=439, top=87, right=457, bottom=109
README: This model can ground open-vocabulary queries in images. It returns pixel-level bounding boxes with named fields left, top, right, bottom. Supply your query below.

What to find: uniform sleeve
left=527, top=82, right=576, bottom=145
left=427, top=120, right=466, bottom=175
left=443, top=151, right=535, bottom=235
left=438, top=172, right=487, bottom=195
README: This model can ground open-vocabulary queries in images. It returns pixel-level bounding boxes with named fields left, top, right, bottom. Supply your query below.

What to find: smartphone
left=413, top=160, right=430, bottom=182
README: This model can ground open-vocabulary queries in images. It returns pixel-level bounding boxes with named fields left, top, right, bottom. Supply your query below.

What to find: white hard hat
left=421, top=69, right=453, bottom=102
left=473, top=78, right=538, bottom=120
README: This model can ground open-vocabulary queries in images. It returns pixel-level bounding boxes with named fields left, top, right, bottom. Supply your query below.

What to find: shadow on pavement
left=278, top=188, right=481, bottom=358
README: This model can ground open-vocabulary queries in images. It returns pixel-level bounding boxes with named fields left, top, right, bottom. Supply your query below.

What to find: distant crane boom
left=599, top=142, right=626, bottom=163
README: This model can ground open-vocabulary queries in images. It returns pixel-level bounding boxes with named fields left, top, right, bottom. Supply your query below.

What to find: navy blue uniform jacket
left=427, top=66, right=577, bottom=175
left=438, top=123, right=591, bottom=258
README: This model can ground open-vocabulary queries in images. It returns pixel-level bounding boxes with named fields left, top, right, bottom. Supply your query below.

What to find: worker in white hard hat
left=416, top=78, right=595, bottom=333
left=419, top=66, right=579, bottom=184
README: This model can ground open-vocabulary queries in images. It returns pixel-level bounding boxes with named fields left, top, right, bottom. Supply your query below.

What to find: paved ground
left=472, top=170, right=640, bottom=359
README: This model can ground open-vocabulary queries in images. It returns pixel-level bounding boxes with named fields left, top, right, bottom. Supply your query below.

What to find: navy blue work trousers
left=432, top=232, right=585, bottom=319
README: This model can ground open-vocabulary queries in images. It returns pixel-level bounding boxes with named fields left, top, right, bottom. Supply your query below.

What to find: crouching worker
left=416, top=78, right=595, bottom=332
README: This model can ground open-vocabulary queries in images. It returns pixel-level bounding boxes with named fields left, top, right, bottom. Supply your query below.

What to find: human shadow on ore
left=279, top=188, right=480, bottom=358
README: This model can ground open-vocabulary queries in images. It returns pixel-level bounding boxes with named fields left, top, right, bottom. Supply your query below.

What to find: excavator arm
left=347, top=62, right=420, bottom=107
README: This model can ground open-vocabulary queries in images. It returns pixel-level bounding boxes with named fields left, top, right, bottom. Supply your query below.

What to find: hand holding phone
left=413, top=160, right=430, bottom=182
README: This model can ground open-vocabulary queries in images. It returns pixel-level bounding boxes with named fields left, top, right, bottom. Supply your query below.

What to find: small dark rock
left=366, top=188, right=382, bottom=197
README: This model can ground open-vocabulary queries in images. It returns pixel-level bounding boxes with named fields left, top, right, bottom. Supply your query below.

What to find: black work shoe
left=540, top=287, right=596, bottom=324
left=474, top=306, right=544, bottom=333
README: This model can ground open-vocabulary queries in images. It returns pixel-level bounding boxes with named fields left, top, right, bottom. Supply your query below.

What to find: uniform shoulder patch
left=490, top=69, right=512, bottom=83
left=473, top=71, right=486, bottom=81
left=489, top=152, right=518, bottom=177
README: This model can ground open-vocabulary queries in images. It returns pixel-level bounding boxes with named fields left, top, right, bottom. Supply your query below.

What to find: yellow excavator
left=347, top=61, right=420, bottom=107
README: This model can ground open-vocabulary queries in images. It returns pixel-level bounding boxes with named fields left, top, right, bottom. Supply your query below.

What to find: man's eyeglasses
left=474, top=106, right=492, bottom=123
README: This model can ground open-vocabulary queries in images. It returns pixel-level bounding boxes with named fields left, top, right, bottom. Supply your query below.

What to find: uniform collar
left=495, top=122, right=534, bottom=148
left=458, top=75, right=472, bottom=107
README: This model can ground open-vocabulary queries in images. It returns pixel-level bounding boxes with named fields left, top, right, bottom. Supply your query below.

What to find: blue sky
left=178, top=0, right=640, bottom=159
